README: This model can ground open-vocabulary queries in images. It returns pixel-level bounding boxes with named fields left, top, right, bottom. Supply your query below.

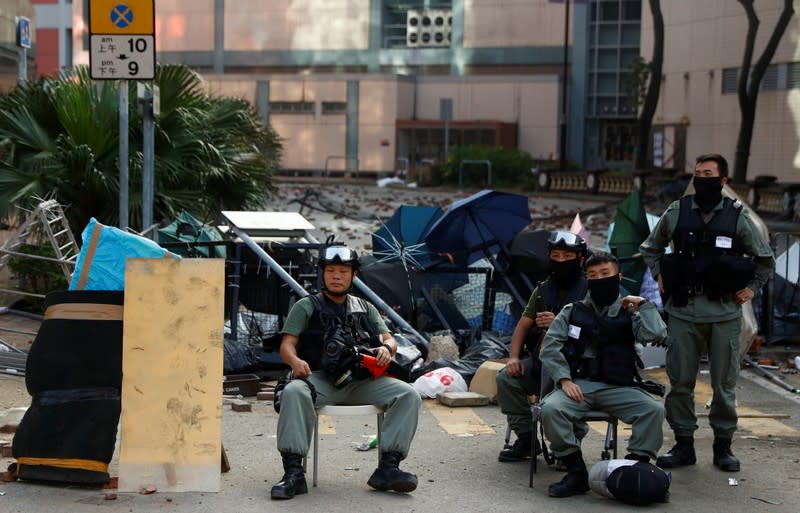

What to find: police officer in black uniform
left=496, top=231, right=589, bottom=461
left=540, top=253, right=666, bottom=498
left=270, top=247, right=421, bottom=499
left=641, top=154, right=775, bottom=472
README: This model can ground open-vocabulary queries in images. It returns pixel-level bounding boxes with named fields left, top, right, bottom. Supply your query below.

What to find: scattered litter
left=343, top=467, right=360, bottom=471
left=728, top=478, right=738, bottom=486
left=353, top=435, right=379, bottom=451
left=140, top=485, right=157, bottom=495
left=104, top=493, right=117, bottom=500
left=751, top=496, right=781, bottom=505
left=0, top=491, right=6, bottom=496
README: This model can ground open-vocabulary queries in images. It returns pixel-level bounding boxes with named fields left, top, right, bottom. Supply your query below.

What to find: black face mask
left=693, top=176, right=724, bottom=213
left=588, top=275, right=620, bottom=307
left=550, top=258, right=581, bottom=286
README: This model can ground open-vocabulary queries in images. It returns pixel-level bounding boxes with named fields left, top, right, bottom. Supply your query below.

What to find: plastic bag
left=412, top=367, right=468, bottom=398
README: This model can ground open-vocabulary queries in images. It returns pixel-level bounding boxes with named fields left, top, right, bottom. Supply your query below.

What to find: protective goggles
left=322, top=246, right=358, bottom=264
left=549, top=231, right=583, bottom=247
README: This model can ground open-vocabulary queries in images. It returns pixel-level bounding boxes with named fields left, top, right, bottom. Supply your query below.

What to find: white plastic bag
left=412, top=367, right=468, bottom=398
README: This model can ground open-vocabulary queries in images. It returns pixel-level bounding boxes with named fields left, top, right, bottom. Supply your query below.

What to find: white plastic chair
left=309, top=405, right=385, bottom=487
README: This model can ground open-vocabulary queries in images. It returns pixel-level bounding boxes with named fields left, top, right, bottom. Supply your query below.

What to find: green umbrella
left=608, top=190, right=650, bottom=295
left=157, top=211, right=226, bottom=258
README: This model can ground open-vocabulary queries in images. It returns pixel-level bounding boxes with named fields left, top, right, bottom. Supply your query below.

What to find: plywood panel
left=119, top=259, right=225, bottom=492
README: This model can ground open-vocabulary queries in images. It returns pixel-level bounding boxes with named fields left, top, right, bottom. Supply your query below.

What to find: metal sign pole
left=142, top=85, right=154, bottom=236
left=17, top=47, right=26, bottom=83
left=119, top=80, right=129, bottom=229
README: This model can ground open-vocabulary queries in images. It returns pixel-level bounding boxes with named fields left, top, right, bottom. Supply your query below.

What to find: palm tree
left=0, top=64, right=282, bottom=235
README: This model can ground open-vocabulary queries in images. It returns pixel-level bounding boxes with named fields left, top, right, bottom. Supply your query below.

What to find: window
left=789, top=62, right=800, bottom=89
left=722, top=68, right=738, bottom=94
left=321, top=102, right=347, bottom=114
left=722, top=64, right=780, bottom=94
left=269, top=102, right=314, bottom=114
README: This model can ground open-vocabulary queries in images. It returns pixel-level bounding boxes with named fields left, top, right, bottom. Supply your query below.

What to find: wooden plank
left=118, top=259, right=225, bottom=492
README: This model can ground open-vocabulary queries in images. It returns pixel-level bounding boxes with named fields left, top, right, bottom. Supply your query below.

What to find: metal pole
left=444, top=118, right=450, bottom=165
left=119, top=80, right=129, bottom=229
left=559, top=0, right=571, bottom=171
left=18, top=47, right=26, bottom=83
left=142, top=86, right=154, bottom=236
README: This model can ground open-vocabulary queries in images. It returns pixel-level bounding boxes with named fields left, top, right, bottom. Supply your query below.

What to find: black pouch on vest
left=708, top=253, right=755, bottom=296
left=592, top=343, right=637, bottom=386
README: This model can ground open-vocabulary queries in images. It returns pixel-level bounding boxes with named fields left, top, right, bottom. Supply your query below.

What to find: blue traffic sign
left=110, top=4, right=134, bottom=29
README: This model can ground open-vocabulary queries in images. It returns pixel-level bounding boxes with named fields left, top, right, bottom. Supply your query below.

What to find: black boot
left=498, top=432, right=539, bottom=462
left=547, top=450, right=589, bottom=498
left=713, top=438, right=741, bottom=472
left=656, top=436, right=696, bottom=468
left=367, top=451, right=418, bottom=493
left=270, top=453, right=308, bottom=500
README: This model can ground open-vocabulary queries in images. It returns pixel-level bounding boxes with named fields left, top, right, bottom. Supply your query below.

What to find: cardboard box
left=468, top=360, right=506, bottom=403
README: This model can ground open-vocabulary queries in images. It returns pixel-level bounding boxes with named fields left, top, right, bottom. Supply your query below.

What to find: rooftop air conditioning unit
left=429, top=9, right=452, bottom=47
left=407, top=9, right=421, bottom=47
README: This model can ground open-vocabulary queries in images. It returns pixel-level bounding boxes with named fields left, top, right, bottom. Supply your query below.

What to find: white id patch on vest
left=715, top=236, right=733, bottom=249
left=568, top=324, right=582, bottom=339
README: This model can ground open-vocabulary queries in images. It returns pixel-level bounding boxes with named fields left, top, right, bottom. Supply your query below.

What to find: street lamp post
left=559, top=0, right=571, bottom=171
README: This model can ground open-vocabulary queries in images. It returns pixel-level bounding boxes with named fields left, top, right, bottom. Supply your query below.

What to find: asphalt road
left=1, top=365, right=798, bottom=513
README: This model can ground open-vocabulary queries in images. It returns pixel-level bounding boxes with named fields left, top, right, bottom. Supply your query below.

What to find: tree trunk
left=733, top=0, right=794, bottom=184
left=635, top=0, right=664, bottom=170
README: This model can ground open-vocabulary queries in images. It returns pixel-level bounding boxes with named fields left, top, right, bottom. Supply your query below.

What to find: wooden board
left=118, top=259, right=225, bottom=492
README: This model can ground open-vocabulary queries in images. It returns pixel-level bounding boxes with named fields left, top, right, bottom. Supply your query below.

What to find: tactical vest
left=564, top=301, right=637, bottom=386
left=670, top=196, right=753, bottom=301
left=297, top=293, right=380, bottom=371
left=541, top=277, right=589, bottom=313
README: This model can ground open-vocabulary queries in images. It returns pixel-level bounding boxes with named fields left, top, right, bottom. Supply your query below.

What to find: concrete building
left=30, top=0, right=72, bottom=76
left=62, top=0, right=800, bottom=182
left=0, top=0, right=34, bottom=90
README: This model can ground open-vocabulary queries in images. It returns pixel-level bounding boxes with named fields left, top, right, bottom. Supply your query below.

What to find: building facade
left=62, top=0, right=800, bottom=182
left=31, top=0, right=72, bottom=76
left=0, top=0, right=34, bottom=90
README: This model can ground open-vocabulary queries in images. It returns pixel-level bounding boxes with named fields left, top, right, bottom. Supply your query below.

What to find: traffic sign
left=89, top=0, right=154, bottom=34
left=89, top=0, right=156, bottom=80
left=90, top=35, right=155, bottom=80
left=16, top=17, right=32, bottom=49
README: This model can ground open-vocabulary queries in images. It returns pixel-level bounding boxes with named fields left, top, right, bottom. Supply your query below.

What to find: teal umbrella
left=157, top=211, right=226, bottom=258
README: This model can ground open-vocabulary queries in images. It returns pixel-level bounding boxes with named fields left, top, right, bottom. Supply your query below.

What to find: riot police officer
left=640, top=154, right=775, bottom=472
left=496, top=231, right=589, bottom=462
left=270, top=246, right=421, bottom=499
left=539, top=253, right=666, bottom=498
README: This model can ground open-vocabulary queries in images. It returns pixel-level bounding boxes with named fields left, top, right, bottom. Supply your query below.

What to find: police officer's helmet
left=548, top=230, right=587, bottom=255
left=319, top=246, right=360, bottom=271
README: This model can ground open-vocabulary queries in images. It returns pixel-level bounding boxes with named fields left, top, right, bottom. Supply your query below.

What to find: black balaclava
left=588, top=275, right=620, bottom=307
left=550, top=258, right=582, bottom=287
left=693, top=177, right=724, bottom=213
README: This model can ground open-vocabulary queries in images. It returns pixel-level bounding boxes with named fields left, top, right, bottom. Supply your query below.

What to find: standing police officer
left=270, top=246, right=421, bottom=499
left=539, top=253, right=666, bottom=498
left=496, top=231, right=589, bottom=461
left=640, top=154, right=775, bottom=472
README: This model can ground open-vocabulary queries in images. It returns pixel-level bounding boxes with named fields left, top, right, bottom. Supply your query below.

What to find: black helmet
left=319, top=246, right=360, bottom=271
left=548, top=230, right=587, bottom=255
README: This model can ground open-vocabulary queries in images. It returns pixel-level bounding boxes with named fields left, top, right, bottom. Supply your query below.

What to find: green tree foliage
left=0, top=64, right=282, bottom=234
left=438, top=145, right=537, bottom=188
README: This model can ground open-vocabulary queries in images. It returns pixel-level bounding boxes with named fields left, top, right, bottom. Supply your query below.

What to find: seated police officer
left=539, top=253, right=666, bottom=498
left=271, top=246, right=422, bottom=500
left=496, top=231, right=589, bottom=462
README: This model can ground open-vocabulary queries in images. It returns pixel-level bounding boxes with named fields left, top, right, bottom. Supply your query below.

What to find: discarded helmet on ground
left=589, top=459, right=671, bottom=505
left=319, top=246, right=360, bottom=271
left=548, top=230, right=587, bottom=255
